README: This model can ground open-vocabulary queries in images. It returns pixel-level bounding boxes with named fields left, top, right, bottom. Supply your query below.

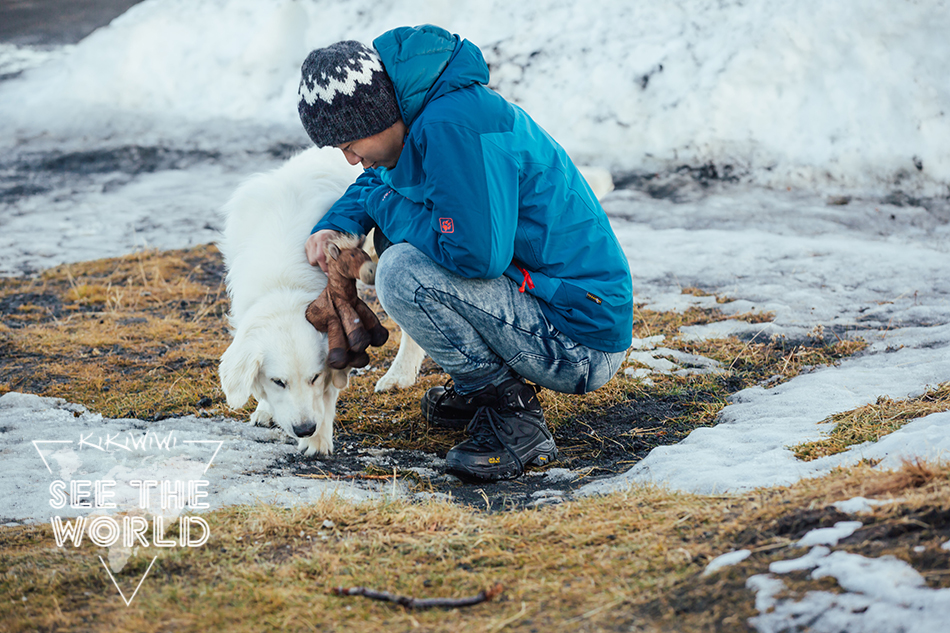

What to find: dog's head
left=219, top=294, right=349, bottom=455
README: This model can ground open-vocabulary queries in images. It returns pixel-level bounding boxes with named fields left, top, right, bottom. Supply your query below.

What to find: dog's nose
left=292, top=421, right=316, bottom=438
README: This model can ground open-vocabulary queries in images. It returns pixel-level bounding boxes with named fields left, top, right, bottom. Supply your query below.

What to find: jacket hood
left=373, top=25, right=490, bottom=127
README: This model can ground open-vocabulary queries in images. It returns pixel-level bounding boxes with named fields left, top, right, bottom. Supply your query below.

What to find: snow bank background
left=1, top=0, right=947, bottom=195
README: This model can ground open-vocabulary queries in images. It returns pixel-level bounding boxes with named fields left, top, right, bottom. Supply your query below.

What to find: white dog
left=218, top=147, right=614, bottom=454
left=218, top=147, right=362, bottom=455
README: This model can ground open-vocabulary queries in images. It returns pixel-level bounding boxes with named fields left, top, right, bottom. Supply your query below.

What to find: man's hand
left=305, top=229, right=344, bottom=272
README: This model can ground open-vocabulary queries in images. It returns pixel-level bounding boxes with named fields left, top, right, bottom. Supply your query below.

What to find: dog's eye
left=271, top=379, right=286, bottom=388
left=310, top=374, right=320, bottom=385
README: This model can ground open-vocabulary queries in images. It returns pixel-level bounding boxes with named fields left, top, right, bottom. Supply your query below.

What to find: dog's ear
left=219, top=328, right=263, bottom=408
left=330, top=368, right=349, bottom=390
left=326, top=242, right=341, bottom=261
left=362, top=228, right=377, bottom=260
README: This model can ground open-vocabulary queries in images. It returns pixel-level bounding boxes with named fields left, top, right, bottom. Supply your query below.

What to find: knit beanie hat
left=297, top=41, right=401, bottom=148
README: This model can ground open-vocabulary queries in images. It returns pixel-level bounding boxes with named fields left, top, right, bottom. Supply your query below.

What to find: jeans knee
left=375, top=243, right=421, bottom=316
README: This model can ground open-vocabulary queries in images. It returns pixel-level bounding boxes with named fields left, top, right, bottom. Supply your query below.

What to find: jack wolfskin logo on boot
left=439, top=218, right=454, bottom=233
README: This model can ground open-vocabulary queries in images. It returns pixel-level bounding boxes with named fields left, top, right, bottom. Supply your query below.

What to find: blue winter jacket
left=312, top=25, right=633, bottom=353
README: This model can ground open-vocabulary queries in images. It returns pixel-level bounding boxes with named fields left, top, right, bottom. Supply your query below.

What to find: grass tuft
left=792, top=382, right=950, bottom=461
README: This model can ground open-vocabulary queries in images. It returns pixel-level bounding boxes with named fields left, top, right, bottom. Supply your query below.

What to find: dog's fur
left=217, top=147, right=361, bottom=455
left=218, top=148, right=614, bottom=454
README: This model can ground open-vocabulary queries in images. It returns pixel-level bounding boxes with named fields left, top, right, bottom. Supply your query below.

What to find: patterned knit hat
left=297, top=41, right=400, bottom=148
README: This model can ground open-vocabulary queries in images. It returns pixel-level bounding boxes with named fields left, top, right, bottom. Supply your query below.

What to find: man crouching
left=298, top=25, right=633, bottom=482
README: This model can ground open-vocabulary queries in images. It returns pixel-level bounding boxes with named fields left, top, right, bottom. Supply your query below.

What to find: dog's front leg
left=374, top=331, right=426, bottom=392
left=299, top=431, right=332, bottom=456
left=250, top=399, right=275, bottom=427
left=299, top=387, right=339, bottom=456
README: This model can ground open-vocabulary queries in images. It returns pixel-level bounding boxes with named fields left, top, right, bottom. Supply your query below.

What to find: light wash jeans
left=375, top=243, right=626, bottom=396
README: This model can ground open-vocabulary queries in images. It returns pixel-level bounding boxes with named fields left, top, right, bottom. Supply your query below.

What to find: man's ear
left=326, top=242, right=341, bottom=260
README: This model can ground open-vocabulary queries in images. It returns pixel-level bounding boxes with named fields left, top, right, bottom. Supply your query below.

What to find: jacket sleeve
left=311, top=170, right=384, bottom=236
left=367, top=121, right=518, bottom=279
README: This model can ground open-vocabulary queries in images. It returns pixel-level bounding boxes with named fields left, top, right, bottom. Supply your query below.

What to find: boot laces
left=457, top=379, right=543, bottom=443
left=465, top=407, right=523, bottom=470
left=432, top=379, right=459, bottom=413
left=465, top=407, right=506, bottom=448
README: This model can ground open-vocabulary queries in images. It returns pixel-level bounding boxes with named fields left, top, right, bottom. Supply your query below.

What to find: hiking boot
left=444, top=377, right=557, bottom=482
left=420, top=380, right=490, bottom=429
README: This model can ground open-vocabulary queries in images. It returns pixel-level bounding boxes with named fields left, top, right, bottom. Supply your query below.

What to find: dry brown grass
left=1, top=246, right=869, bottom=475
left=1, top=246, right=945, bottom=631
left=0, top=245, right=230, bottom=419
left=3, top=459, right=950, bottom=632
left=792, top=382, right=950, bottom=461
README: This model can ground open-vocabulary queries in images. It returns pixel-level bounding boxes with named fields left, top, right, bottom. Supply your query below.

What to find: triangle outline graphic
left=31, top=440, right=74, bottom=474
left=35, top=434, right=223, bottom=605
left=99, top=555, right=158, bottom=606
left=180, top=439, right=224, bottom=475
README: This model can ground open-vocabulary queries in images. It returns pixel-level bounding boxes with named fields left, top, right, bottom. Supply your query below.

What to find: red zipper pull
left=516, top=266, right=534, bottom=293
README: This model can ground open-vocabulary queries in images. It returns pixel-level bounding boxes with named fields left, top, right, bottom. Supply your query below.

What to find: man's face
left=336, top=119, right=406, bottom=170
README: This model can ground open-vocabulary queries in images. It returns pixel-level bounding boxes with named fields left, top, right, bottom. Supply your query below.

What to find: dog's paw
left=299, top=432, right=333, bottom=456
left=374, top=369, right=418, bottom=393
left=374, top=332, right=425, bottom=392
left=250, top=402, right=275, bottom=427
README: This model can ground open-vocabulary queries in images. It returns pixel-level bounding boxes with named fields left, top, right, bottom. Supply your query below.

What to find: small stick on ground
left=296, top=473, right=396, bottom=481
left=332, top=584, right=504, bottom=610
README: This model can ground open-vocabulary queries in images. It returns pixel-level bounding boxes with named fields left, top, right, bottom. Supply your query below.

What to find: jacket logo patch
left=586, top=292, right=603, bottom=305
left=439, top=218, right=454, bottom=233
